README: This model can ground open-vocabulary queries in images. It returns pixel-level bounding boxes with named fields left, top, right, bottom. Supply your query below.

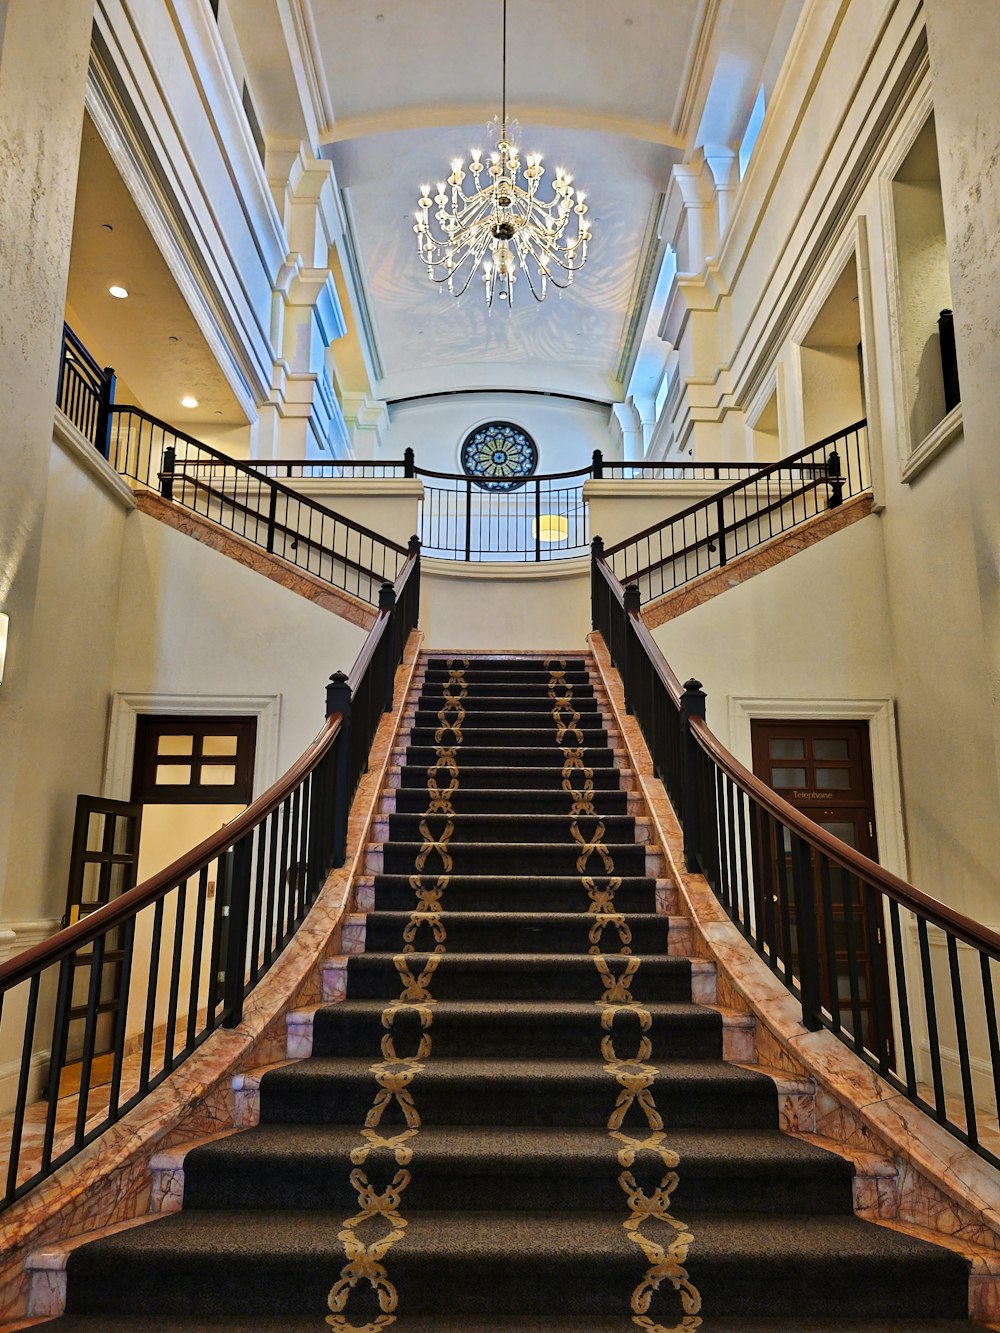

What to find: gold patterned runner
left=326, top=659, right=467, bottom=1330
left=545, top=659, right=702, bottom=1332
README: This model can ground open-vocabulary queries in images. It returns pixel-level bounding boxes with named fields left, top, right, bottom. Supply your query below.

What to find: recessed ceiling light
left=168, top=335, right=180, bottom=343
left=109, top=285, right=129, bottom=299
left=101, top=223, right=114, bottom=233
left=181, top=395, right=199, bottom=409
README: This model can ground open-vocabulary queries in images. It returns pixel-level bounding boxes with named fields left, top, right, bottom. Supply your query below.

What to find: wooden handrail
left=687, top=715, right=1000, bottom=960
left=0, top=574, right=409, bottom=992
left=602, top=421, right=865, bottom=557
left=595, top=547, right=1000, bottom=961
left=0, top=714, right=342, bottom=992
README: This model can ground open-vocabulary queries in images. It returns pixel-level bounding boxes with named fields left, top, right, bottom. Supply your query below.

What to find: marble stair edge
left=587, top=629, right=1000, bottom=1326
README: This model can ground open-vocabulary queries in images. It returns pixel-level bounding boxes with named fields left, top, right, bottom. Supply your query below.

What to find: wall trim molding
left=726, top=694, right=908, bottom=882
left=104, top=693, right=282, bottom=804
left=0, top=919, right=62, bottom=963
left=900, top=403, right=963, bottom=484
left=52, top=411, right=136, bottom=511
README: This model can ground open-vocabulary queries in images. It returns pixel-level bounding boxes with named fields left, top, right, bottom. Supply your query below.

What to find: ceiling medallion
left=413, top=0, right=592, bottom=308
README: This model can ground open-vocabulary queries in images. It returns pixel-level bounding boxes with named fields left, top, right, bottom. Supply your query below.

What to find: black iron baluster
left=917, top=917, right=947, bottom=1120
left=139, top=898, right=165, bottom=1094
left=163, top=883, right=187, bottom=1068
left=888, top=900, right=917, bottom=1096
left=790, top=832, right=822, bottom=1030
left=946, top=934, right=978, bottom=1144
left=6, top=973, right=40, bottom=1201
left=680, top=679, right=706, bottom=874
left=981, top=954, right=1000, bottom=1123
left=107, top=916, right=136, bottom=1119
left=40, top=956, right=74, bottom=1173
left=187, top=867, right=210, bottom=1045
left=222, top=833, right=253, bottom=1028
left=74, top=935, right=107, bottom=1148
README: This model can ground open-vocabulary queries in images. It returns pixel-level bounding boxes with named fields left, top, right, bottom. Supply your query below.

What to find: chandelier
left=413, top=0, right=592, bottom=308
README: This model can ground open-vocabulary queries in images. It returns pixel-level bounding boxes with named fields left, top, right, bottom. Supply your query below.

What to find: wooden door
left=750, top=719, right=892, bottom=1059
left=56, top=797, right=143, bottom=1097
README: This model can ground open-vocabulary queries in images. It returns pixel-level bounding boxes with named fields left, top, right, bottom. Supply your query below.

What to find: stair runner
left=39, top=654, right=976, bottom=1332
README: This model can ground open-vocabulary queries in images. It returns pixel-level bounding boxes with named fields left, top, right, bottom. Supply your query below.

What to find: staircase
left=30, top=653, right=977, bottom=1331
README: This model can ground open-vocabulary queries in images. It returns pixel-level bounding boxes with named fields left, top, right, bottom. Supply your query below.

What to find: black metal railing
left=108, top=407, right=409, bottom=607
left=603, top=421, right=870, bottom=602
left=0, top=548, right=419, bottom=1213
left=593, top=554, right=1000, bottom=1170
left=416, top=463, right=591, bottom=561
left=56, top=324, right=116, bottom=456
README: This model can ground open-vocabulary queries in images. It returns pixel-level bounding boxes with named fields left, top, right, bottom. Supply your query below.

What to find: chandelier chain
left=412, top=0, right=593, bottom=308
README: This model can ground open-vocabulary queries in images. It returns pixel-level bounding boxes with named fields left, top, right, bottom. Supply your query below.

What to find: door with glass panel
left=750, top=719, right=892, bottom=1060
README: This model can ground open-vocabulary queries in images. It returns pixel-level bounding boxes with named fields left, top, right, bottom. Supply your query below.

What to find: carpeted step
left=396, top=764, right=626, bottom=791
left=258, top=1056, right=779, bottom=1128
left=385, top=812, right=639, bottom=844
left=380, top=841, right=649, bottom=874
left=361, top=909, right=666, bottom=953
left=407, top=724, right=611, bottom=747
left=342, top=951, right=688, bottom=1001
left=36, top=1317, right=984, bottom=1332
left=368, top=873, right=659, bottom=914
left=61, top=1209, right=970, bottom=1319
left=180, top=1124, right=855, bottom=1215
left=419, top=680, right=597, bottom=699
left=311, top=998, right=721, bottom=1060
left=412, top=706, right=605, bottom=727
left=402, top=744, right=617, bottom=768
left=391, top=786, right=629, bottom=815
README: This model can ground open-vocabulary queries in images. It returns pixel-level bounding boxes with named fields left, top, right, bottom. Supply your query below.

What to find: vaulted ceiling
left=300, top=0, right=800, bottom=404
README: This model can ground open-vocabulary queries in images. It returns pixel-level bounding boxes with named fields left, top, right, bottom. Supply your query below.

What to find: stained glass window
left=460, top=422, right=538, bottom=492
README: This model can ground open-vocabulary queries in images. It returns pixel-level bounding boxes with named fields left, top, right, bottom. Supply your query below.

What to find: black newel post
left=160, top=445, right=176, bottom=501
left=403, top=446, right=415, bottom=479
left=326, top=671, right=353, bottom=868
left=592, top=448, right=604, bottom=480
left=938, top=309, right=961, bottom=413
left=408, top=534, right=422, bottom=630
left=221, top=832, right=253, bottom=1028
left=97, top=367, right=116, bottom=461
left=680, top=678, right=707, bottom=874
left=826, top=450, right=843, bottom=508
left=590, top=535, right=605, bottom=632
left=379, top=581, right=397, bottom=711
left=622, top=582, right=641, bottom=715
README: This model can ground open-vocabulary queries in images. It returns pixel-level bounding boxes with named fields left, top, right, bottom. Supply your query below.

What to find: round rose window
left=460, top=421, right=538, bottom=492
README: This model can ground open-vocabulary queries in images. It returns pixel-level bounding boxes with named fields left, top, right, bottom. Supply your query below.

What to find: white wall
left=2, top=430, right=131, bottom=927
left=421, top=561, right=591, bottom=651
left=649, top=515, right=894, bottom=751
left=378, top=393, right=618, bottom=474
left=110, top=511, right=368, bottom=779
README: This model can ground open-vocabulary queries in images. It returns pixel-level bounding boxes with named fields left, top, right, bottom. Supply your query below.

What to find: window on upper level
left=886, top=112, right=960, bottom=473
left=739, top=86, right=767, bottom=178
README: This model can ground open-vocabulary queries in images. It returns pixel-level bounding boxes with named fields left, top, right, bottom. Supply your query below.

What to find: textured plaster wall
left=0, top=1, right=99, bottom=924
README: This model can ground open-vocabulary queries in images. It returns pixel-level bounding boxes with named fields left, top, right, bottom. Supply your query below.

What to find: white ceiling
left=305, top=0, right=785, bottom=404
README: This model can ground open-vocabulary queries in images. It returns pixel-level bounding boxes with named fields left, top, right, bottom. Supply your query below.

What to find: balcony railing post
left=939, top=308, right=961, bottom=413
left=221, top=831, right=253, bottom=1029
left=408, top=534, right=421, bottom=629
left=160, top=445, right=176, bottom=501
left=535, top=479, right=542, bottom=561
left=590, top=536, right=604, bottom=631
left=680, top=678, right=707, bottom=873
left=326, top=671, right=353, bottom=868
left=96, top=368, right=116, bottom=460
left=464, top=478, right=472, bottom=561
left=379, top=581, right=397, bottom=711
left=622, top=583, right=641, bottom=715
left=592, top=448, right=604, bottom=480
left=715, top=496, right=727, bottom=566
left=404, top=447, right=415, bottom=479
left=826, top=449, right=844, bottom=508
left=790, top=832, right=824, bottom=1031
left=265, top=484, right=279, bottom=553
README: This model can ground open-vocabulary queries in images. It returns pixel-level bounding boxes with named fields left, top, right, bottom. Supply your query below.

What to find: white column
left=0, top=0, right=94, bottom=919
left=925, top=1, right=1000, bottom=792
left=704, top=147, right=740, bottom=240
left=610, top=402, right=644, bottom=463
